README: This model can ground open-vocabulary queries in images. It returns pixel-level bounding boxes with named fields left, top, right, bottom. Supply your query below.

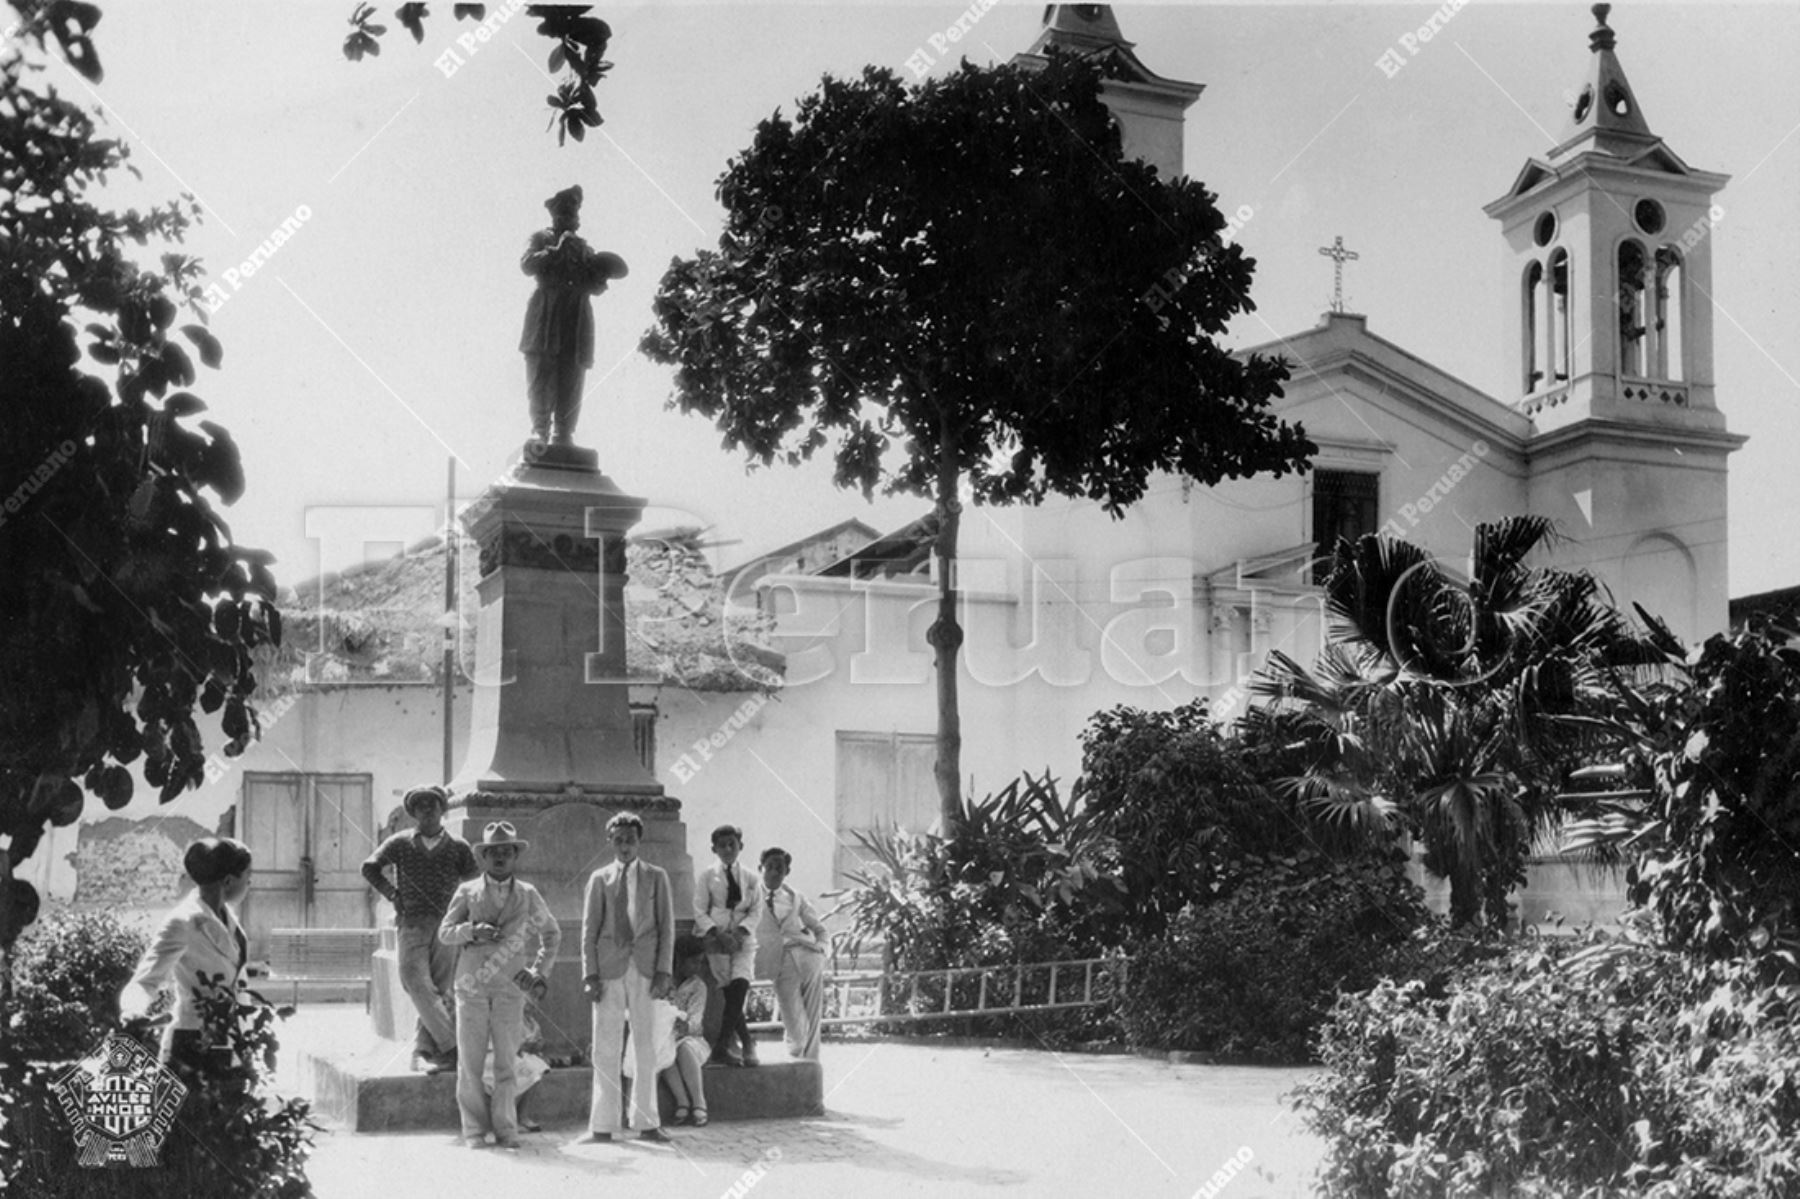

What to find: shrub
left=7, top=907, right=147, bottom=1061
left=1294, top=933, right=1800, bottom=1197
left=1631, top=622, right=1800, bottom=971
left=835, top=771, right=1125, bottom=1040
left=2, top=973, right=318, bottom=1198
left=1116, top=850, right=1429, bottom=1063
left=1078, top=700, right=1302, bottom=934
left=837, top=771, right=1124, bottom=971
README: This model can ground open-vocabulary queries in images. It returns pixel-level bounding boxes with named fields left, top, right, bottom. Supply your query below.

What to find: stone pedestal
left=454, top=461, right=660, bottom=796
left=366, top=456, right=696, bottom=1060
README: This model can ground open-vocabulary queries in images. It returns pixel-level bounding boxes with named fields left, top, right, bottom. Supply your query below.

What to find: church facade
left=747, top=5, right=1742, bottom=907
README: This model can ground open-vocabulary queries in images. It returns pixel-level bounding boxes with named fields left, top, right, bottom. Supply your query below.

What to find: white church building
left=747, top=5, right=1743, bottom=899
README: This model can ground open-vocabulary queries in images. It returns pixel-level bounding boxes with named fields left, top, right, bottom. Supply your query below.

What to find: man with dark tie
left=580, top=811, right=675, bottom=1143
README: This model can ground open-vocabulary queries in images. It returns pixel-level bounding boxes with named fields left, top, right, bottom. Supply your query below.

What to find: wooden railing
left=747, top=957, right=1119, bottom=1031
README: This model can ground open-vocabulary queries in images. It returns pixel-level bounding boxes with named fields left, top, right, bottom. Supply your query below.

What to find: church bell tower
left=1484, top=4, right=1743, bottom=642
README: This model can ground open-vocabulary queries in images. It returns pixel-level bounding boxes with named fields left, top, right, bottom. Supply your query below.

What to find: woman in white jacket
left=119, top=837, right=254, bottom=1078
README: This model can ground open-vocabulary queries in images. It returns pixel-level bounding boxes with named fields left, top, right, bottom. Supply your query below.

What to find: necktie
left=614, top=866, right=633, bottom=942
left=725, top=866, right=741, bottom=911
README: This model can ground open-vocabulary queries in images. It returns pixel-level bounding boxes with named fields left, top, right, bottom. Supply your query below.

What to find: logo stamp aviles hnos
left=51, top=1033, right=188, bottom=1168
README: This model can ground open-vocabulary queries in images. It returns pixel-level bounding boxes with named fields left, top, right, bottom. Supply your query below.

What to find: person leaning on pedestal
left=118, top=837, right=255, bottom=1083
left=696, top=824, right=763, bottom=1067
left=361, top=785, right=478, bottom=1073
left=755, top=846, right=829, bottom=1062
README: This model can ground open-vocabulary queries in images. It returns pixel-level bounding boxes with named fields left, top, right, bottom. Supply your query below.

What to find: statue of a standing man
left=519, top=185, right=628, bottom=448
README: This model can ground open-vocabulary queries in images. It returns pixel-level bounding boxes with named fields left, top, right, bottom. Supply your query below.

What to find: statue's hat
left=545, top=185, right=583, bottom=215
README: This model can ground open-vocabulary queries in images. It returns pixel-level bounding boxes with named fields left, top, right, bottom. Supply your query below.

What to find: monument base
left=301, top=1037, right=824, bottom=1131
left=519, top=440, right=600, bottom=472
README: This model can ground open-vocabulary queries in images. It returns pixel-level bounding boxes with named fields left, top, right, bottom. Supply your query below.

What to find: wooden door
left=306, top=774, right=373, bottom=931
left=239, top=772, right=373, bottom=958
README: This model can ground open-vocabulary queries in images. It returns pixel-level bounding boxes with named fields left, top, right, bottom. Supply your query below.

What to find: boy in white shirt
left=694, top=824, right=763, bottom=1066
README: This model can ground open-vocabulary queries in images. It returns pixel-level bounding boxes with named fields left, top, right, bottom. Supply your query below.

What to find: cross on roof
left=1318, top=235, right=1360, bottom=313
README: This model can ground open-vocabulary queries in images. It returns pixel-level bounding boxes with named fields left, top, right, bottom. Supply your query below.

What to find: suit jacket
left=439, top=874, right=561, bottom=996
left=581, top=859, right=674, bottom=982
left=120, top=890, right=248, bottom=1046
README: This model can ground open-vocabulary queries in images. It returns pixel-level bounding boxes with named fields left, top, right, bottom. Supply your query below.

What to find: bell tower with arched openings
left=1484, top=4, right=1743, bottom=643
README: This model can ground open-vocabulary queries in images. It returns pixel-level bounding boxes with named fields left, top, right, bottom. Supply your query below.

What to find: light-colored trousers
left=455, top=986, right=524, bottom=1141
left=398, top=922, right=457, bottom=1057
left=773, top=945, right=826, bottom=1061
left=590, top=963, right=661, bottom=1132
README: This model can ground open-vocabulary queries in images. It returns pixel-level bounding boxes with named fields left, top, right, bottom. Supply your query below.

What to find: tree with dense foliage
left=342, top=3, right=613, bottom=145
left=1078, top=699, right=1390, bottom=935
left=642, top=56, right=1313, bottom=831
left=1564, top=616, right=1800, bottom=975
left=0, top=5, right=279, bottom=973
left=1249, top=516, right=1648, bottom=927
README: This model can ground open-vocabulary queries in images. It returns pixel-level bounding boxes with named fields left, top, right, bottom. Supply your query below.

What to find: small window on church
left=1523, top=261, right=1543, bottom=393
left=1533, top=213, right=1557, bottom=247
left=1312, top=470, right=1380, bottom=581
left=1635, top=199, right=1665, bottom=235
left=1619, top=240, right=1649, bottom=376
left=1548, top=249, right=1572, bottom=384
left=1606, top=83, right=1631, bottom=118
left=1573, top=86, right=1593, bottom=122
left=1654, top=247, right=1683, bottom=381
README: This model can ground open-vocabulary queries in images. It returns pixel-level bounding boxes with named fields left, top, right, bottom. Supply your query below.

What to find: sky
left=35, top=1, right=1800, bottom=596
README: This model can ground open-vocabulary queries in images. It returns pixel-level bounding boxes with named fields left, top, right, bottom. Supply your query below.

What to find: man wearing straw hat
left=440, top=821, right=561, bottom=1149
left=362, top=785, right=478, bottom=1073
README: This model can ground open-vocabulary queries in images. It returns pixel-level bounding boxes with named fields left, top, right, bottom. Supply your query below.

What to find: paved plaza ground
left=283, top=1007, right=1326, bottom=1199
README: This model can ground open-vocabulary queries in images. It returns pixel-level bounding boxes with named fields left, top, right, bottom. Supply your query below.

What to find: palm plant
left=1248, top=516, right=1647, bottom=927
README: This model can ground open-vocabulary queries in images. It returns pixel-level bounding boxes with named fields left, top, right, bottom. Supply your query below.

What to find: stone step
left=301, top=1042, right=822, bottom=1132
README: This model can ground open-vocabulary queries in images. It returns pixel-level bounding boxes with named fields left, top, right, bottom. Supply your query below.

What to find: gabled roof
left=815, top=513, right=936, bottom=580
left=720, top=517, right=880, bottom=578
left=1240, top=312, right=1531, bottom=450
left=1494, top=140, right=1710, bottom=207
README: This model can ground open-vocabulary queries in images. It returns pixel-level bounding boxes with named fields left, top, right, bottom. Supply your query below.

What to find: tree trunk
left=928, top=445, right=964, bottom=838
left=0, top=851, right=13, bottom=1029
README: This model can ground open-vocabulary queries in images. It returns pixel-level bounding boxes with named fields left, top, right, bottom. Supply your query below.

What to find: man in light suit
left=439, top=821, right=560, bottom=1149
left=581, top=810, right=675, bottom=1143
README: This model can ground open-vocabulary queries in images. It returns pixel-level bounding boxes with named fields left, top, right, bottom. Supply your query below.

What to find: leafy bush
left=835, top=772, right=1125, bottom=1039
left=838, top=770, right=1124, bottom=970
left=1294, top=932, right=1800, bottom=1197
left=1079, top=700, right=1307, bottom=935
left=7, top=908, right=147, bottom=1061
left=2, top=973, right=318, bottom=1197
left=1116, top=850, right=1430, bottom=1063
left=1625, top=621, right=1800, bottom=971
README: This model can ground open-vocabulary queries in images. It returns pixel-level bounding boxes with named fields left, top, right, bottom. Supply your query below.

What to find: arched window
left=1523, top=260, right=1543, bottom=393
left=1547, top=249, right=1572, bottom=384
left=1654, top=246, right=1683, bottom=381
left=1618, top=240, right=1649, bottom=376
